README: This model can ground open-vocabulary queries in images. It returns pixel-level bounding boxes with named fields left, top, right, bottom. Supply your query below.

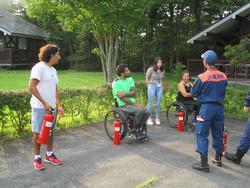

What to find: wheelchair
left=104, top=102, right=148, bottom=141
left=166, top=101, right=197, bottom=131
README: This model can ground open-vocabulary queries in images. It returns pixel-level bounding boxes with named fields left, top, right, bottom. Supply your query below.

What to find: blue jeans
left=147, top=83, right=163, bottom=117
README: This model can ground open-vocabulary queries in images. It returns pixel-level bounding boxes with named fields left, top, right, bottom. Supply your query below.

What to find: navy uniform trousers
left=196, top=103, right=224, bottom=156
left=238, top=119, right=250, bottom=153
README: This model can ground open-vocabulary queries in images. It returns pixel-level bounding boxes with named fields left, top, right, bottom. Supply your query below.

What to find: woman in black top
left=177, top=71, right=200, bottom=114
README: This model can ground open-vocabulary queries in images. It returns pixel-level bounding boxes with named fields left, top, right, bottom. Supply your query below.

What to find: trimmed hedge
left=0, top=91, right=31, bottom=138
left=0, top=83, right=152, bottom=139
left=0, top=83, right=248, bottom=140
left=224, top=87, right=248, bottom=120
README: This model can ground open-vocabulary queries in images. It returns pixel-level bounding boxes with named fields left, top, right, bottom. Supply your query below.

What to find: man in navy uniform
left=225, top=93, right=250, bottom=164
left=191, top=50, right=227, bottom=172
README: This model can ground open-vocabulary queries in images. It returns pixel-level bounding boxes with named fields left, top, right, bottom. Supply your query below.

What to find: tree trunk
left=193, top=0, right=202, bottom=31
left=169, top=52, right=174, bottom=72
left=113, top=34, right=119, bottom=78
left=96, top=36, right=108, bottom=82
left=96, top=32, right=119, bottom=83
left=142, top=55, right=146, bottom=73
left=169, top=2, right=175, bottom=72
left=118, top=29, right=125, bottom=64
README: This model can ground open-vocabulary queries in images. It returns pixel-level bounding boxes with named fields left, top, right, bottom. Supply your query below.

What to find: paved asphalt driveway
left=0, top=116, right=249, bottom=188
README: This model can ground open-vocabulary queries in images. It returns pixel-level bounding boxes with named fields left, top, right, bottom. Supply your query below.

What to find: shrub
left=0, top=82, right=248, bottom=139
left=0, top=91, right=31, bottom=137
left=0, top=83, right=151, bottom=139
left=173, top=62, right=186, bottom=81
left=224, top=35, right=250, bottom=79
left=224, top=87, right=248, bottom=119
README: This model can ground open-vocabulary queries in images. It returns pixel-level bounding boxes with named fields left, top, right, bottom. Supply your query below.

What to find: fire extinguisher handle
left=49, top=108, right=54, bottom=113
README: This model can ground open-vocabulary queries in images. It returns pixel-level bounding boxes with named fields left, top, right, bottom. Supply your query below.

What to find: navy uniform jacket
left=244, top=92, right=250, bottom=107
left=191, top=68, right=227, bottom=104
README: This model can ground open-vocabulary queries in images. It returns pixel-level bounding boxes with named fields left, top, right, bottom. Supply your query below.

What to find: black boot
left=212, top=153, right=222, bottom=167
left=224, top=149, right=245, bottom=164
left=192, top=155, right=209, bottom=173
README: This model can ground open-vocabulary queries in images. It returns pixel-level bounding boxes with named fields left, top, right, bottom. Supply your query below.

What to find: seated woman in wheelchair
left=112, top=63, right=150, bottom=140
left=177, top=71, right=201, bottom=115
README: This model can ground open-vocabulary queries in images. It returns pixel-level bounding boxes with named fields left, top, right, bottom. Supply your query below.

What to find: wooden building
left=0, top=7, right=48, bottom=66
left=187, top=3, right=250, bottom=78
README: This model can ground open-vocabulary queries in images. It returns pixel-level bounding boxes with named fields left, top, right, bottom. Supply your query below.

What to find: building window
left=19, top=37, right=27, bottom=50
left=0, top=38, right=4, bottom=49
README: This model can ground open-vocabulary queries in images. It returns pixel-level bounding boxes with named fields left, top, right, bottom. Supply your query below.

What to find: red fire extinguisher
left=222, top=130, right=228, bottom=155
left=113, top=119, right=121, bottom=145
left=37, top=109, right=55, bottom=145
left=177, top=111, right=184, bottom=132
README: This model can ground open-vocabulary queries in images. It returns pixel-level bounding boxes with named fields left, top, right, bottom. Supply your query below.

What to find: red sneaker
left=33, top=158, right=45, bottom=170
left=44, top=153, right=63, bottom=165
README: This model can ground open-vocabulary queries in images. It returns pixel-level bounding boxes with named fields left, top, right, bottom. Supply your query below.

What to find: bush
left=224, top=87, right=248, bottom=119
left=224, top=35, right=250, bottom=79
left=0, top=83, right=153, bottom=139
left=173, top=62, right=186, bottom=81
left=60, top=85, right=113, bottom=123
left=0, top=82, right=248, bottom=140
left=0, top=91, right=31, bottom=138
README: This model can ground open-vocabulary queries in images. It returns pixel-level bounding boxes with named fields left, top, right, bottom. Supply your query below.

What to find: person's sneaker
left=155, top=118, right=161, bottom=125
left=33, top=158, right=45, bottom=171
left=147, top=118, right=154, bottom=126
left=139, top=132, right=149, bottom=140
left=44, top=153, right=63, bottom=165
left=130, top=131, right=142, bottom=140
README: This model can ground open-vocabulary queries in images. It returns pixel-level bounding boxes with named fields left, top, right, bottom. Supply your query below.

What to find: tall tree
left=22, top=0, right=249, bottom=76
left=23, top=0, right=152, bottom=83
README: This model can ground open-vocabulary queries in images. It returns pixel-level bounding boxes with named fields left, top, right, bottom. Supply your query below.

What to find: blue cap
left=201, top=50, right=217, bottom=65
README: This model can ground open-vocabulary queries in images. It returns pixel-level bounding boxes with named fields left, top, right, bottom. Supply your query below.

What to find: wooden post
left=9, top=48, right=12, bottom=65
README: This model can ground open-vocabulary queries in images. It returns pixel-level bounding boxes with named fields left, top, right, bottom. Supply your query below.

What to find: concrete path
left=0, top=116, right=249, bottom=188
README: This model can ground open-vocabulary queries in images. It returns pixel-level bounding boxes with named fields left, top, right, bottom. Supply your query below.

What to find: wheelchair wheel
left=104, top=108, right=128, bottom=140
left=140, top=124, right=148, bottom=140
left=187, top=114, right=197, bottom=132
left=166, top=101, right=188, bottom=128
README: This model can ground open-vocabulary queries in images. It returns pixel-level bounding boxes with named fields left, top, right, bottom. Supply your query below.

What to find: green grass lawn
left=0, top=70, right=176, bottom=90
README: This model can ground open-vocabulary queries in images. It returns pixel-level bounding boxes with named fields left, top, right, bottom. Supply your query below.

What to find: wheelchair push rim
left=166, top=101, right=188, bottom=128
left=103, top=108, right=128, bottom=140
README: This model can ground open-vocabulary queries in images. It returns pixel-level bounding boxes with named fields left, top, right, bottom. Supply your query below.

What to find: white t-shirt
left=30, top=61, right=59, bottom=109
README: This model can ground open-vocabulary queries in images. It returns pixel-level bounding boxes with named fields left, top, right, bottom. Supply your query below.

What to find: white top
left=30, top=61, right=59, bottom=109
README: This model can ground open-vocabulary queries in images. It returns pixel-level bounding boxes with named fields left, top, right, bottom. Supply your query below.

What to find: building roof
left=0, top=7, right=48, bottom=39
left=187, top=3, right=250, bottom=44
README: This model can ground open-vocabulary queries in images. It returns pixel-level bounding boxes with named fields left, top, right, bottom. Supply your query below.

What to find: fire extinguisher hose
left=49, top=108, right=56, bottom=135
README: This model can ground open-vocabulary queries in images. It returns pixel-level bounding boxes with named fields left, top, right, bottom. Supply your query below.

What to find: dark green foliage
left=224, top=87, right=248, bottom=120
left=224, top=35, right=250, bottom=68
left=0, top=91, right=31, bottom=137
left=173, top=62, right=186, bottom=82
left=0, top=83, right=146, bottom=139
left=21, top=0, right=249, bottom=74
left=0, top=82, right=248, bottom=140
